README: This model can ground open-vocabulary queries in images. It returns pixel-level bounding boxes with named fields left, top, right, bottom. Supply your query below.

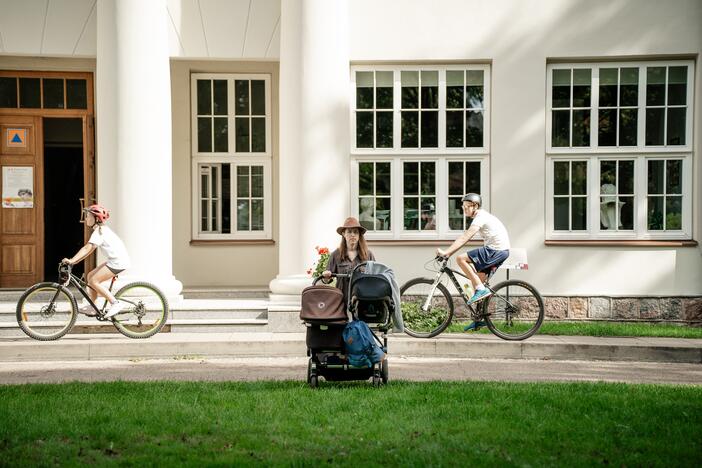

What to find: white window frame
left=191, top=73, right=272, bottom=157
left=191, top=158, right=272, bottom=240
left=350, top=155, right=490, bottom=240
left=546, top=154, right=692, bottom=240
left=350, top=64, right=491, bottom=240
left=197, top=164, right=221, bottom=233
left=351, top=64, right=491, bottom=155
left=400, top=160, right=439, bottom=234
left=546, top=60, right=694, bottom=154
left=546, top=60, right=694, bottom=241
left=191, top=73, right=272, bottom=240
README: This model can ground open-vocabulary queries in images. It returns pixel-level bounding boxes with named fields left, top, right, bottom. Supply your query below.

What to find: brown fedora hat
left=336, top=217, right=367, bottom=235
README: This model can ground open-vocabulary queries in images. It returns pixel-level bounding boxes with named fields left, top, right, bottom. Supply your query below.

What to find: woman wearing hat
left=322, top=217, right=375, bottom=304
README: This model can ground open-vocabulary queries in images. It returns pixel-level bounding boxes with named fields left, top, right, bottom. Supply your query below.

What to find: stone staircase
left=0, top=287, right=277, bottom=337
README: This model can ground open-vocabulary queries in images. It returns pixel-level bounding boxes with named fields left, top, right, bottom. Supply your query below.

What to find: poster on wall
left=2, top=166, right=34, bottom=208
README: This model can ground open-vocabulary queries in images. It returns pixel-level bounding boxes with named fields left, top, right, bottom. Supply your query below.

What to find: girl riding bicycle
left=62, top=203, right=131, bottom=318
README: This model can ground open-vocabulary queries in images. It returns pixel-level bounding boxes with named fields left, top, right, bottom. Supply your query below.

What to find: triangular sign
left=11, top=133, right=22, bottom=143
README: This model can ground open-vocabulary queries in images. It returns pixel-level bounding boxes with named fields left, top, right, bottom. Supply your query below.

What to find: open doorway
left=43, top=118, right=85, bottom=279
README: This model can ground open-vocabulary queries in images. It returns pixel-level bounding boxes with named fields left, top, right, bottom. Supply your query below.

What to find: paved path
left=1, top=356, right=700, bottom=386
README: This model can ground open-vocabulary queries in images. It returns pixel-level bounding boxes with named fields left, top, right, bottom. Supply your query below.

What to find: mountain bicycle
left=400, top=256, right=544, bottom=340
left=16, top=263, right=169, bottom=340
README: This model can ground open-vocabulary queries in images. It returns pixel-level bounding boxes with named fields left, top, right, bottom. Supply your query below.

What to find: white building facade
left=0, top=0, right=700, bottom=322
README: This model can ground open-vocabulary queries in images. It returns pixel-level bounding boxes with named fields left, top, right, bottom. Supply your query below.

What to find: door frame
left=0, top=70, right=95, bottom=285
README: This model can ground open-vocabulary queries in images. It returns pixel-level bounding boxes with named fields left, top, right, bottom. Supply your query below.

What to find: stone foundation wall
left=452, top=296, right=702, bottom=323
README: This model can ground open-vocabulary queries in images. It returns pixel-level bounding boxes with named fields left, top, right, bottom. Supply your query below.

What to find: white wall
left=3, top=0, right=701, bottom=294
left=348, top=0, right=702, bottom=295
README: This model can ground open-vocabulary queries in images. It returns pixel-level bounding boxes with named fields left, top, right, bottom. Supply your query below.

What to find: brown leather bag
left=300, top=285, right=347, bottom=323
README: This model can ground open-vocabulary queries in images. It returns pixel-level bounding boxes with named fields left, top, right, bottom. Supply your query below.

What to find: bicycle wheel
left=111, top=282, right=169, bottom=339
left=482, top=280, right=544, bottom=341
left=16, top=283, right=77, bottom=341
left=399, top=278, right=454, bottom=338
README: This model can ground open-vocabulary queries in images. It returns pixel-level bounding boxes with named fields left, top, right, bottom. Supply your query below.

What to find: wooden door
left=0, top=115, right=43, bottom=287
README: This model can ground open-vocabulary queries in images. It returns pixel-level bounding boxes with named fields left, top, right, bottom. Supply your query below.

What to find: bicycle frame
left=422, top=259, right=497, bottom=320
left=54, top=264, right=130, bottom=320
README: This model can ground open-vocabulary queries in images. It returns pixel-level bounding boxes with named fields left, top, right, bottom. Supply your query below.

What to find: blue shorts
left=467, top=247, right=509, bottom=273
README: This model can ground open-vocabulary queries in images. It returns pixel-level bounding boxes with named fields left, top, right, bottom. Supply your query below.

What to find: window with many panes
left=352, top=65, right=490, bottom=239
left=191, top=74, right=271, bottom=240
left=0, top=75, right=88, bottom=110
left=546, top=59, right=693, bottom=240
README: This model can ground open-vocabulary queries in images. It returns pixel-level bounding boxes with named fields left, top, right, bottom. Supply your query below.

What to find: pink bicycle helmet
left=84, top=203, right=110, bottom=223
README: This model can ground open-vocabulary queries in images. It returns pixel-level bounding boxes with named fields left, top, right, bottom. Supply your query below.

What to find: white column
left=269, top=0, right=350, bottom=301
left=96, top=0, right=182, bottom=297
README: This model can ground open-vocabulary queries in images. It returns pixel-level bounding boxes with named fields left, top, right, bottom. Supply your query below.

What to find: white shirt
left=89, top=225, right=131, bottom=270
left=470, top=209, right=511, bottom=250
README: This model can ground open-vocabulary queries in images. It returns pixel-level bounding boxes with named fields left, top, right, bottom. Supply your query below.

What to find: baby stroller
left=300, top=262, right=394, bottom=388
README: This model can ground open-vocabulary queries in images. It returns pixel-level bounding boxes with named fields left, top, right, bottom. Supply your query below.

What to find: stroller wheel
left=372, top=374, right=382, bottom=387
left=309, top=374, right=319, bottom=389
left=381, top=360, right=389, bottom=384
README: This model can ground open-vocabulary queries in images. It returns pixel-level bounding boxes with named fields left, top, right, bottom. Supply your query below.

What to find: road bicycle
left=16, top=263, right=169, bottom=340
left=400, top=256, right=544, bottom=340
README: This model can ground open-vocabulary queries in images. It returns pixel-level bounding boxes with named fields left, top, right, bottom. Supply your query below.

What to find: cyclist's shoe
left=464, top=321, right=487, bottom=332
left=104, top=300, right=126, bottom=319
left=468, top=288, right=492, bottom=304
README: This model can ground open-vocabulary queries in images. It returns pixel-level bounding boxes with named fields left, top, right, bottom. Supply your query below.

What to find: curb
left=1, top=333, right=700, bottom=364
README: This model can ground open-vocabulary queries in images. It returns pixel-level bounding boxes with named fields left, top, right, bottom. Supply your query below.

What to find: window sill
left=544, top=240, right=698, bottom=247
left=190, top=239, right=275, bottom=246
left=368, top=240, right=482, bottom=247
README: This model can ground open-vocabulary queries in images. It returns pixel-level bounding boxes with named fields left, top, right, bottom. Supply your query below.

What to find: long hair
left=338, top=230, right=370, bottom=262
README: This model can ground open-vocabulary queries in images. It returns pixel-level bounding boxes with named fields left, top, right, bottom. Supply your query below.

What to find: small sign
left=6, top=128, right=27, bottom=148
left=2, top=166, right=34, bottom=208
left=503, top=248, right=528, bottom=270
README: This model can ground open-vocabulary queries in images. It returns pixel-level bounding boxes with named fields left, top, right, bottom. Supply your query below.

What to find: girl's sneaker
left=104, top=300, right=126, bottom=319
left=468, top=288, right=492, bottom=304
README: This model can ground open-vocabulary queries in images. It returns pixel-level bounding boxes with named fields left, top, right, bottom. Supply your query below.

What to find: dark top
left=326, top=248, right=376, bottom=306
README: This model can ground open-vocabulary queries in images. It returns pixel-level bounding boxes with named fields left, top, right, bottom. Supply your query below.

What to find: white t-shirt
left=470, top=209, right=511, bottom=251
left=89, top=226, right=131, bottom=270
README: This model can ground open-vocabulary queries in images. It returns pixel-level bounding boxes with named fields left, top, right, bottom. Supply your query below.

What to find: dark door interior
left=43, top=118, right=84, bottom=280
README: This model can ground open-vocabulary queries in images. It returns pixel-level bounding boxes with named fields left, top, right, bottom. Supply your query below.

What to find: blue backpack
left=343, top=320, right=385, bottom=368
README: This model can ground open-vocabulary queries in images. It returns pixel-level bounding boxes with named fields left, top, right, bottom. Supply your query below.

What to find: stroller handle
left=312, top=272, right=348, bottom=286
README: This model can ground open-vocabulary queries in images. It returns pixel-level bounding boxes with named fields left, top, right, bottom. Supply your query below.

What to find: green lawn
left=1, top=381, right=700, bottom=466
left=446, top=320, right=702, bottom=338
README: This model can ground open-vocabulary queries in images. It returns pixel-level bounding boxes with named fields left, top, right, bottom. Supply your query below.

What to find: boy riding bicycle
left=62, top=204, right=131, bottom=318
left=436, top=193, right=510, bottom=306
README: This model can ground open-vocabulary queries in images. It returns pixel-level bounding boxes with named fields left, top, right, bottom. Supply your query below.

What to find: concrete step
left=182, top=287, right=270, bottom=299
left=0, top=289, right=48, bottom=303
left=0, top=287, right=271, bottom=303
left=0, top=333, right=700, bottom=364
left=0, top=318, right=269, bottom=337
left=0, top=298, right=271, bottom=335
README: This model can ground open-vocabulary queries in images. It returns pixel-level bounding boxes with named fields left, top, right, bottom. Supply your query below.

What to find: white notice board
left=2, top=166, right=34, bottom=208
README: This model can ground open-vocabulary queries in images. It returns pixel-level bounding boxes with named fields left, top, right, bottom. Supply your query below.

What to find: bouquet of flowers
left=307, top=246, right=330, bottom=278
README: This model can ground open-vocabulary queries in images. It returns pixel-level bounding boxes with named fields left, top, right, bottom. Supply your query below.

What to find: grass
left=445, top=320, right=702, bottom=338
left=0, top=381, right=700, bottom=466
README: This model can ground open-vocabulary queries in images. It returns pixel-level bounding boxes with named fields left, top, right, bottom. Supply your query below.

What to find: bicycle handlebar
left=58, top=262, right=72, bottom=284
